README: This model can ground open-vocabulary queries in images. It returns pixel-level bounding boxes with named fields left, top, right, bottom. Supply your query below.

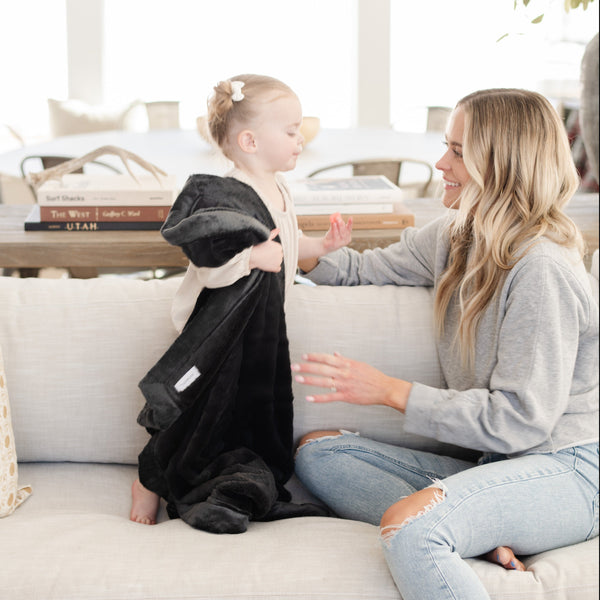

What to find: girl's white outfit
left=171, top=168, right=299, bottom=333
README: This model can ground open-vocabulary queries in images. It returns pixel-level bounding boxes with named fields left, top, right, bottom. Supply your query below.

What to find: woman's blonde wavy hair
left=434, top=88, right=584, bottom=366
left=207, top=74, right=296, bottom=159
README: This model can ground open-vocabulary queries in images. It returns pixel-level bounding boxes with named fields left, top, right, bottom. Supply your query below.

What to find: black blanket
left=137, top=175, right=328, bottom=533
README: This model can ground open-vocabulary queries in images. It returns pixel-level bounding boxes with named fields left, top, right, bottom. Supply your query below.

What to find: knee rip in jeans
left=294, top=429, right=357, bottom=457
left=380, top=481, right=446, bottom=548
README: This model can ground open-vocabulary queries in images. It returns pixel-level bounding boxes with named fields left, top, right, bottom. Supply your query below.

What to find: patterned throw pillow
left=0, top=344, right=31, bottom=517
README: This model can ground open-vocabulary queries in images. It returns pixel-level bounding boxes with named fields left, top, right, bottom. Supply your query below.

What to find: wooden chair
left=145, top=101, right=180, bottom=130
left=308, top=158, right=434, bottom=198
left=426, top=106, right=452, bottom=132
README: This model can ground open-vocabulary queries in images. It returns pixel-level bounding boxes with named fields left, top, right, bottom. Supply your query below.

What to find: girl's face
left=251, top=93, right=304, bottom=173
left=435, top=106, right=470, bottom=209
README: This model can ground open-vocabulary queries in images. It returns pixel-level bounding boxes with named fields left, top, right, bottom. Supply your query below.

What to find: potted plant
left=512, top=0, right=598, bottom=183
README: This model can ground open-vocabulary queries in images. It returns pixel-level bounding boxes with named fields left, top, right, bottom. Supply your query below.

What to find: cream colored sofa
left=0, top=250, right=598, bottom=600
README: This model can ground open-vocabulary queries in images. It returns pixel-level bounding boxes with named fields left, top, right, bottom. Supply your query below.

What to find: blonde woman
left=293, top=89, right=598, bottom=600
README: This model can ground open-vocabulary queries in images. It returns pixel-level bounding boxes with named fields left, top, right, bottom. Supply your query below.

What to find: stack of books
left=24, top=173, right=178, bottom=231
left=289, top=175, right=414, bottom=230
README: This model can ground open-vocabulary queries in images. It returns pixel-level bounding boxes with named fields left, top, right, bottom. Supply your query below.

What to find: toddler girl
left=131, top=74, right=352, bottom=532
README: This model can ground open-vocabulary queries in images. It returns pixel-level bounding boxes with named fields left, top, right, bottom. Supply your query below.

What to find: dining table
left=1, top=128, right=597, bottom=275
left=0, top=127, right=447, bottom=275
left=0, top=127, right=446, bottom=186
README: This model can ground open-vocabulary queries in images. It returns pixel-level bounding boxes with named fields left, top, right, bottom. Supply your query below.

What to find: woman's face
left=435, top=106, right=470, bottom=209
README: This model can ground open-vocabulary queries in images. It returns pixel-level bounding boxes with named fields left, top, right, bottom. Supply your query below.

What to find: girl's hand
left=290, top=351, right=411, bottom=412
left=249, top=228, right=283, bottom=272
left=323, top=213, right=353, bottom=253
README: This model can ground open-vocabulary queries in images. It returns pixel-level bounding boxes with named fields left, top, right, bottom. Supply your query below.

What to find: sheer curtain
left=0, top=0, right=597, bottom=143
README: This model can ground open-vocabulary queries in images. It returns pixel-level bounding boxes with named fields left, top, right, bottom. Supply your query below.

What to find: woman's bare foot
left=485, top=546, right=526, bottom=571
left=130, top=479, right=160, bottom=525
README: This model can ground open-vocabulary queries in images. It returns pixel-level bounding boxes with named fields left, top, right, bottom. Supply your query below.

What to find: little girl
left=131, top=74, right=352, bottom=531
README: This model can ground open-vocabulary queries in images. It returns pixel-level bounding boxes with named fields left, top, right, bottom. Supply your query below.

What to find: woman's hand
left=291, top=351, right=411, bottom=413
left=249, top=228, right=283, bottom=272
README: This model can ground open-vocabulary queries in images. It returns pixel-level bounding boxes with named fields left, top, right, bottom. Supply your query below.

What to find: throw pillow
left=47, top=98, right=143, bottom=137
left=0, top=344, right=31, bottom=517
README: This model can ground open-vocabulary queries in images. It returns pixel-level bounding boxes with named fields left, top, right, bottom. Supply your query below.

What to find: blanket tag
left=174, top=366, right=201, bottom=392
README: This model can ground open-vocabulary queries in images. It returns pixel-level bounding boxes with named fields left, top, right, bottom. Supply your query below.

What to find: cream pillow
left=0, top=344, right=31, bottom=517
left=47, top=98, right=144, bottom=137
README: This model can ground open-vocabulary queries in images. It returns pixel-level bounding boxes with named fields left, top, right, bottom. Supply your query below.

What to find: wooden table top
left=0, top=204, right=412, bottom=270
left=2, top=193, right=597, bottom=272
left=0, top=204, right=189, bottom=269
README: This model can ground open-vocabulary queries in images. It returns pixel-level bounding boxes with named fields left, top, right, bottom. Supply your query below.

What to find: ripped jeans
left=294, top=432, right=599, bottom=600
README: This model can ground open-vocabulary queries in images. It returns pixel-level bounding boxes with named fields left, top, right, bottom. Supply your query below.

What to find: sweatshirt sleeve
left=305, top=216, right=452, bottom=287
left=403, top=254, right=596, bottom=455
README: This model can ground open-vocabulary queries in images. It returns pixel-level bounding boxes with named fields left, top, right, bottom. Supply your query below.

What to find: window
left=103, top=0, right=357, bottom=128
left=390, top=0, right=599, bottom=131
left=0, top=0, right=67, bottom=141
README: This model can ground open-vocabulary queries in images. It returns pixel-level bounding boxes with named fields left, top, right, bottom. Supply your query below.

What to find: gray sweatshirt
left=307, top=216, right=599, bottom=456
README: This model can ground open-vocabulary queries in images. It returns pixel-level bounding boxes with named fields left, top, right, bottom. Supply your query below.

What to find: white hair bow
left=230, top=81, right=245, bottom=102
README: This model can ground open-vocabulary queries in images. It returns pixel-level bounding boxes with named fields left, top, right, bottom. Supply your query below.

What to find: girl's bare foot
left=485, top=546, right=526, bottom=571
left=130, top=479, right=160, bottom=525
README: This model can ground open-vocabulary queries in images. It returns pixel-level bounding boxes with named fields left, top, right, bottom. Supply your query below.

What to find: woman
left=292, top=89, right=598, bottom=600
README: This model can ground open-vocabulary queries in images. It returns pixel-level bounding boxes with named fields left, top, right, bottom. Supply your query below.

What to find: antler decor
left=26, top=145, right=168, bottom=190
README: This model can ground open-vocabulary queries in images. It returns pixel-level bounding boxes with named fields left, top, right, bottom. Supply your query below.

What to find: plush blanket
left=137, top=175, right=328, bottom=533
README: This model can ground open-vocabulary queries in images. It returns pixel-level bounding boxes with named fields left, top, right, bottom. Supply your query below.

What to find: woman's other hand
left=291, top=351, right=411, bottom=413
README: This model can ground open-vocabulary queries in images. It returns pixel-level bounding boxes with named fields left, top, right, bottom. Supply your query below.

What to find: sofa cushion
left=286, top=283, right=475, bottom=459
left=0, top=343, right=31, bottom=516
left=0, top=275, right=469, bottom=464
left=1, top=258, right=597, bottom=465
left=4, top=462, right=598, bottom=600
left=0, top=276, right=181, bottom=463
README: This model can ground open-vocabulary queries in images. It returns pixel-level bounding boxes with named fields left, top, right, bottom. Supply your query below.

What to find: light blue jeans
left=295, top=432, right=599, bottom=600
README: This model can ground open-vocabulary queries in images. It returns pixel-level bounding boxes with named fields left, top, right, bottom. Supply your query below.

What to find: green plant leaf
left=531, top=13, right=544, bottom=23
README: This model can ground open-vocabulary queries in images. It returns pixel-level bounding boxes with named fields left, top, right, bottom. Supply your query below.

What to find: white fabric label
left=174, top=365, right=201, bottom=392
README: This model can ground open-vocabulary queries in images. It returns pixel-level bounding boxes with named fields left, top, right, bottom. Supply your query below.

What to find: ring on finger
left=330, top=377, right=336, bottom=393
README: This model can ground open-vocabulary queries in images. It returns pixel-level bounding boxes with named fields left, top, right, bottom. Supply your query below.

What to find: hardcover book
left=39, top=205, right=170, bottom=222
left=289, top=175, right=403, bottom=206
left=35, top=174, right=178, bottom=206
left=295, top=202, right=394, bottom=215
left=24, top=205, right=163, bottom=231
left=297, top=211, right=414, bottom=231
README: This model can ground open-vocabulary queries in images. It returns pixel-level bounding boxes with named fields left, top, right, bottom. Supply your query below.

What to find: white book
left=36, top=173, right=179, bottom=206
left=295, top=203, right=394, bottom=215
left=289, top=175, right=403, bottom=205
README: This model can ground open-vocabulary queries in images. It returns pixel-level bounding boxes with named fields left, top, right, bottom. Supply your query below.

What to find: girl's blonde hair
left=207, top=74, right=296, bottom=159
left=434, top=88, right=584, bottom=366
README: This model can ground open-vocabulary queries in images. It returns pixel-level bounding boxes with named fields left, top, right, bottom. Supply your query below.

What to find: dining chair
left=307, top=158, right=434, bottom=198
left=145, top=101, right=181, bottom=130
left=426, top=106, right=452, bottom=132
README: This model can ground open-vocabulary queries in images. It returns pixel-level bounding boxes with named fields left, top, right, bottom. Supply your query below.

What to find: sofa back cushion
left=286, top=284, right=465, bottom=455
left=0, top=275, right=449, bottom=464
left=0, top=277, right=180, bottom=463
left=1, top=250, right=597, bottom=465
